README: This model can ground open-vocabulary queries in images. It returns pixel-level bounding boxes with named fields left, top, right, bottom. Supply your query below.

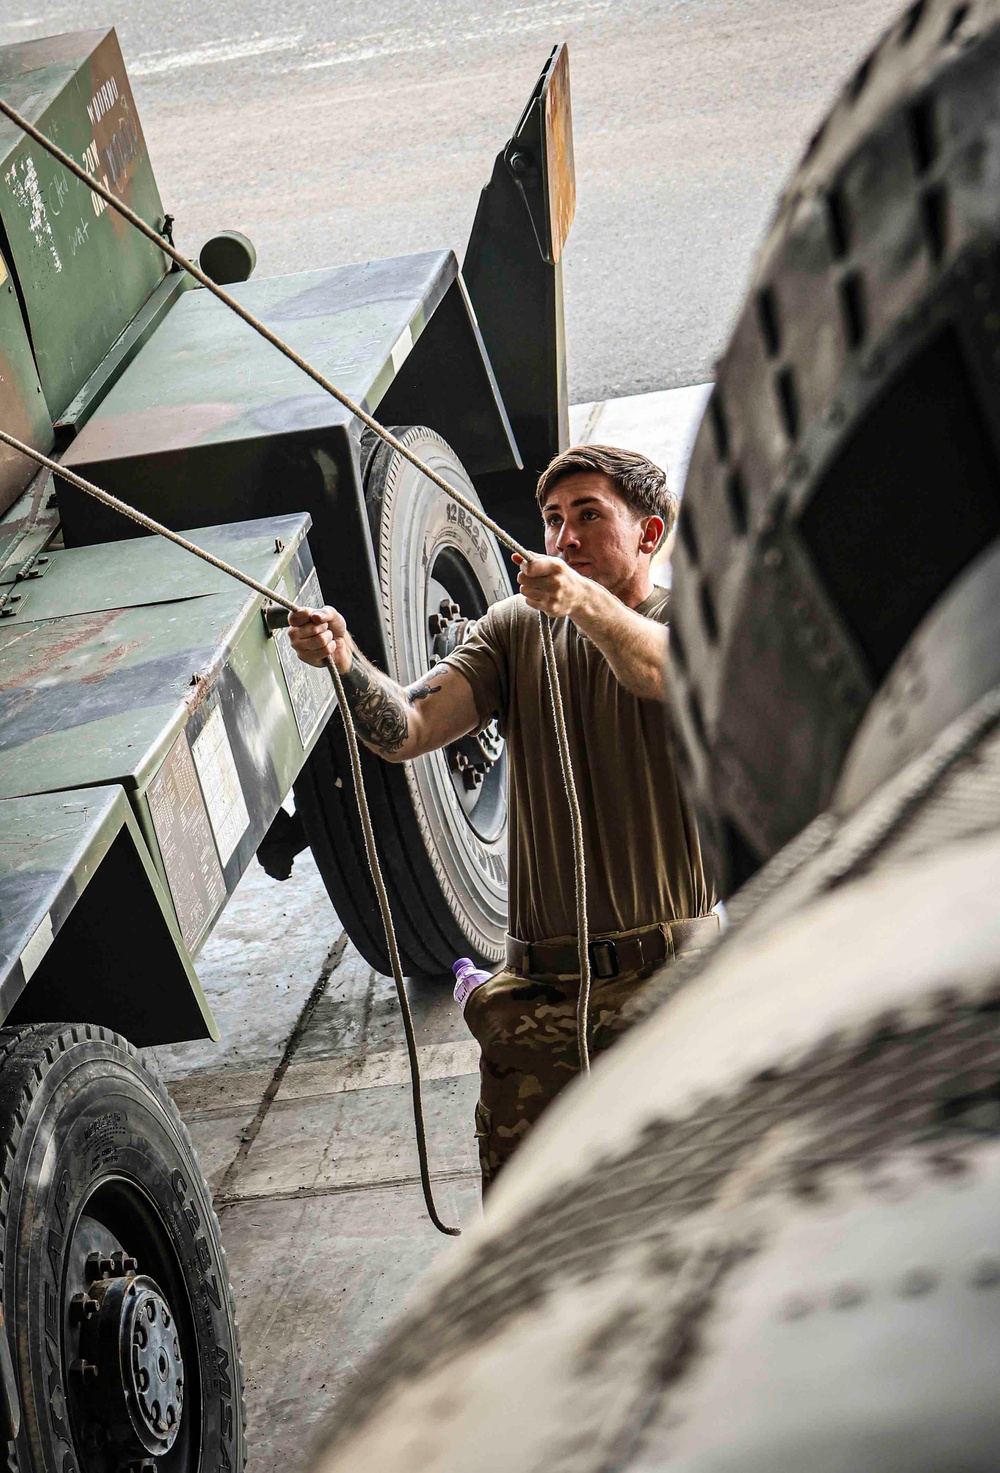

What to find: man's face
left=540, top=472, right=662, bottom=595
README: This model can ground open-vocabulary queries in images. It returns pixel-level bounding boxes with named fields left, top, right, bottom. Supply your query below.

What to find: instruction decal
left=147, top=732, right=226, bottom=952
left=191, top=704, right=250, bottom=866
left=275, top=568, right=336, bottom=746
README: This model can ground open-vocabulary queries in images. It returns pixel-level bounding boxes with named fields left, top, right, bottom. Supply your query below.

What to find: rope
left=538, top=616, right=591, bottom=1070
left=0, top=98, right=596, bottom=1224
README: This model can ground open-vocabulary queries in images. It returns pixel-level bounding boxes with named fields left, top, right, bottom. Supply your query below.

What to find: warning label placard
left=275, top=568, right=336, bottom=746
left=147, top=732, right=226, bottom=952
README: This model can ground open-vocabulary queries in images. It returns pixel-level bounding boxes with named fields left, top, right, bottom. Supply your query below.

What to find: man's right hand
left=288, top=606, right=352, bottom=672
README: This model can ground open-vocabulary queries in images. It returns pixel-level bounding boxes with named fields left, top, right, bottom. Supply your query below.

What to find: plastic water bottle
left=452, top=957, right=491, bottom=1013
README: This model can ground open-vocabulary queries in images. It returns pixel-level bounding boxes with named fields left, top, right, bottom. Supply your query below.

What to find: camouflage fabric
left=463, top=957, right=661, bottom=1191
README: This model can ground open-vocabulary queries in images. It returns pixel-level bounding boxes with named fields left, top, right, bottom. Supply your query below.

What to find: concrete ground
left=143, top=383, right=707, bottom=1472
left=150, top=850, right=482, bottom=1472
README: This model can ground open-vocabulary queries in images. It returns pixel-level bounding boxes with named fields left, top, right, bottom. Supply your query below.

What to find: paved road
left=1, top=0, right=902, bottom=402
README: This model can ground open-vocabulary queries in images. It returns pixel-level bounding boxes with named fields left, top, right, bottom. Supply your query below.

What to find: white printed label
left=275, top=568, right=336, bottom=746
left=20, top=911, right=53, bottom=981
left=190, top=706, right=250, bottom=866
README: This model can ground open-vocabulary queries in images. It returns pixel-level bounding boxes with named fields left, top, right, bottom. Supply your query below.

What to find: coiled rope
left=0, top=96, right=593, bottom=1238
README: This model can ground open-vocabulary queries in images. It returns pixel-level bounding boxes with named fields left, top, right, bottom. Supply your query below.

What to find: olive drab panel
left=0, top=240, right=52, bottom=517
left=0, top=514, right=334, bottom=977
left=0, top=28, right=168, bottom=420
left=464, top=44, right=574, bottom=561
left=0, top=786, right=214, bottom=1043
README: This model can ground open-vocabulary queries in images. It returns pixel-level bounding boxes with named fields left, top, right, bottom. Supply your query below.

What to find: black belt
left=505, top=915, right=720, bottom=980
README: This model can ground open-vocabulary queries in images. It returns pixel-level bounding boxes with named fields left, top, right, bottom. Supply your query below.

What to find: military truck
left=0, top=27, right=574, bottom=1473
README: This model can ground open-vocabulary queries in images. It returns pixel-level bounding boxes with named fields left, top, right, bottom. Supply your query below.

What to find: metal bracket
left=263, top=605, right=290, bottom=637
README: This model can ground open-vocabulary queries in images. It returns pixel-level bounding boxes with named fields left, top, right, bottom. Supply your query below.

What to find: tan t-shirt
left=442, top=587, right=715, bottom=942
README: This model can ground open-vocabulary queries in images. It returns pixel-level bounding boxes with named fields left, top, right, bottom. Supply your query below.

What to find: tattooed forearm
left=340, top=656, right=441, bottom=756
left=406, top=677, right=442, bottom=704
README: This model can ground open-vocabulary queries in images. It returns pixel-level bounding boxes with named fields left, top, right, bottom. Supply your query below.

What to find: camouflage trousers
left=463, top=959, right=658, bottom=1193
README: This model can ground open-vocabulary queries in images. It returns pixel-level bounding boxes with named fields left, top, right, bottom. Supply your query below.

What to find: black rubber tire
left=0, top=1023, right=245, bottom=1473
left=296, top=427, right=511, bottom=977
left=668, top=0, right=1000, bottom=892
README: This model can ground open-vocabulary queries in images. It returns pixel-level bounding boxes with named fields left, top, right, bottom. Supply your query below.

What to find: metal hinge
left=0, top=550, right=50, bottom=616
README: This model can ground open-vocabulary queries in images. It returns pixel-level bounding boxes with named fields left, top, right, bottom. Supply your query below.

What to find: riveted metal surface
left=0, top=28, right=168, bottom=419
left=666, top=0, right=1000, bottom=888
left=835, top=538, right=1000, bottom=811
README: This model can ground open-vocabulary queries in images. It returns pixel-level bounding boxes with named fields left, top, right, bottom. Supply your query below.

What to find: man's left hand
left=513, top=553, right=588, bottom=618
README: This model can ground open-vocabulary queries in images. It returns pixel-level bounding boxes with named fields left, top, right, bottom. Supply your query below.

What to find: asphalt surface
left=1, top=0, right=903, bottom=403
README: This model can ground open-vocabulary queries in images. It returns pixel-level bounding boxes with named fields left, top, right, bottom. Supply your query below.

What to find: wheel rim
left=62, top=1179, right=198, bottom=1473
left=427, top=544, right=507, bottom=845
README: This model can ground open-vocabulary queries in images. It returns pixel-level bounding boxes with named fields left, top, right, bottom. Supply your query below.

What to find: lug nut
left=71, top=1293, right=101, bottom=1323
left=85, top=1252, right=115, bottom=1280
left=428, top=613, right=442, bottom=635
left=134, top=1324, right=148, bottom=1349
left=136, top=1367, right=150, bottom=1391
left=111, top=1250, right=138, bottom=1276
left=71, top=1359, right=99, bottom=1384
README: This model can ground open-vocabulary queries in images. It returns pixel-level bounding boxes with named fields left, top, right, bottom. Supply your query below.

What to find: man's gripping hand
left=288, top=606, right=352, bottom=672
left=513, top=553, right=587, bottom=618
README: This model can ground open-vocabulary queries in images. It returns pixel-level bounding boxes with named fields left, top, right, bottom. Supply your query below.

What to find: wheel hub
left=428, top=596, right=505, bottom=795
left=70, top=1258, right=184, bottom=1466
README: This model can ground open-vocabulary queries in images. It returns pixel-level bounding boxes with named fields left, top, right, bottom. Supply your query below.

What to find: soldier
left=289, top=444, right=717, bottom=1189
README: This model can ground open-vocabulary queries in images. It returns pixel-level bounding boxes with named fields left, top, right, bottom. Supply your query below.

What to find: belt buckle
left=589, top=938, right=619, bottom=979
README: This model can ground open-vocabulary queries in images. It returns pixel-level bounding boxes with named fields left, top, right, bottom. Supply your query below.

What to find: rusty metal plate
left=543, top=44, right=575, bottom=266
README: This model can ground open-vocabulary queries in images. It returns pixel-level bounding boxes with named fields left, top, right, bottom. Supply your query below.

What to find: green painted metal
left=0, top=464, right=58, bottom=586
left=0, top=513, right=334, bottom=961
left=0, top=241, right=52, bottom=517
left=56, top=269, right=193, bottom=436
left=62, top=252, right=458, bottom=466
left=0, top=28, right=168, bottom=419
left=0, top=785, right=215, bottom=1044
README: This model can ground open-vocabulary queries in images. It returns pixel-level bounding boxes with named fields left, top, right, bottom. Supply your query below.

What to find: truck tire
left=296, top=427, right=510, bottom=976
left=0, top=1023, right=245, bottom=1473
left=667, top=0, right=1000, bottom=891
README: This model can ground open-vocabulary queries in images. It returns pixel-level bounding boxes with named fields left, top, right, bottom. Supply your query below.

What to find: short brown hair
left=535, top=443, right=679, bottom=540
